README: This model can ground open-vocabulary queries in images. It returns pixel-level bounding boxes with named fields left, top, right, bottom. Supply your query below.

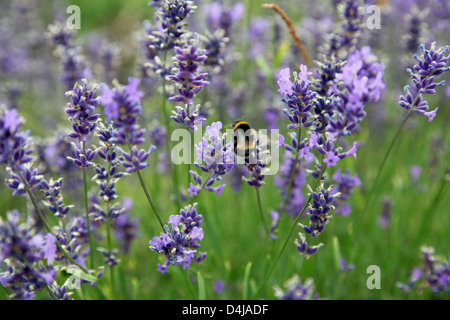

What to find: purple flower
left=171, top=104, right=206, bottom=131
left=203, top=2, right=244, bottom=37
left=122, top=145, right=157, bottom=173
left=331, top=169, right=361, bottom=216
left=327, top=47, right=385, bottom=138
left=67, top=142, right=96, bottom=169
left=149, top=203, right=206, bottom=273
left=397, top=246, right=450, bottom=294
left=213, top=280, right=225, bottom=294
left=48, top=284, right=73, bottom=300
left=40, top=178, right=73, bottom=220
left=340, top=258, right=355, bottom=272
left=169, top=39, right=210, bottom=106
left=277, top=68, right=293, bottom=98
left=65, top=80, right=100, bottom=142
left=0, top=210, right=56, bottom=300
left=295, top=232, right=324, bottom=258
left=279, top=65, right=316, bottom=130
left=269, top=211, right=280, bottom=240
left=113, top=198, right=138, bottom=254
left=274, top=275, right=320, bottom=300
left=188, top=121, right=234, bottom=197
left=378, top=197, right=391, bottom=229
left=309, top=132, right=357, bottom=167
left=47, top=22, right=91, bottom=90
left=300, top=182, right=340, bottom=238
left=101, top=77, right=145, bottom=145
left=399, top=43, right=449, bottom=121
left=0, top=107, right=33, bottom=171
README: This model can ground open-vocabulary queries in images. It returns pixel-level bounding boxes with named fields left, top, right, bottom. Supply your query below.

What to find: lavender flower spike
left=169, top=37, right=210, bottom=106
left=399, top=43, right=450, bottom=122
left=149, top=203, right=206, bottom=274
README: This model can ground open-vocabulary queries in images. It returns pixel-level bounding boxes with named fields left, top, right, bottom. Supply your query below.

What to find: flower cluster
left=241, top=139, right=271, bottom=189
left=201, top=30, right=229, bottom=70
left=278, top=65, right=315, bottom=130
left=274, top=275, right=320, bottom=300
left=331, top=169, right=361, bottom=216
left=65, top=80, right=100, bottom=142
left=141, top=0, right=197, bottom=78
left=378, top=197, right=391, bottom=229
left=0, top=108, right=32, bottom=171
left=54, top=216, right=90, bottom=267
left=0, top=106, right=43, bottom=197
left=101, top=77, right=157, bottom=172
left=301, top=183, right=340, bottom=237
left=399, top=43, right=449, bottom=122
left=111, top=198, right=138, bottom=254
left=169, top=38, right=209, bottom=105
left=295, top=182, right=340, bottom=257
left=187, top=122, right=234, bottom=197
left=149, top=203, right=206, bottom=274
left=90, top=125, right=128, bottom=266
left=203, top=2, right=244, bottom=38
left=397, top=246, right=450, bottom=294
left=403, top=6, right=427, bottom=55
left=47, top=22, right=91, bottom=90
left=40, top=178, right=73, bottom=220
left=309, top=132, right=357, bottom=168
left=0, top=211, right=56, bottom=300
left=327, top=46, right=385, bottom=138
left=339, top=0, right=364, bottom=52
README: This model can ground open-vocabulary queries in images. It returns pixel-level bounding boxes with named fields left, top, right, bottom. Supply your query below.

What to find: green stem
left=256, top=164, right=326, bottom=297
left=135, top=168, right=165, bottom=231
left=106, top=214, right=115, bottom=297
left=256, top=187, right=269, bottom=237
left=416, top=170, right=448, bottom=241
left=82, top=142, right=95, bottom=269
left=357, top=109, right=414, bottom=233
left=280, top=127, right=302, bottom=213
left=161, top=49, right=181, bottom=207
left=17, top=172, right=88, bottom=273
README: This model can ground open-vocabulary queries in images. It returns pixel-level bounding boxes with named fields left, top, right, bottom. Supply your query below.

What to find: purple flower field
left=0, top=0, right=449, bottom=301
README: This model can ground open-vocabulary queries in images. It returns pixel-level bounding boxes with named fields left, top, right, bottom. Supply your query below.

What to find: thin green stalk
left=105, top=214, right=115, bottom=297
left=280, top=127, right=302, bottom=213
left=82, top=142, right=95, bottom=268
left=256, top=164, right=326, bottom=297
left=17, top=172, right=88, bottom=273
left=357, top=109, right=414, bottom=234
left=160, top=49, right=181, bottom=207
left=180, top=267, right=196, bottom=299
left=135, top=168, right=165, bottom=231
left=416, top=170, right=448, bottom=241
left=256, top=187, right=269, bottom=237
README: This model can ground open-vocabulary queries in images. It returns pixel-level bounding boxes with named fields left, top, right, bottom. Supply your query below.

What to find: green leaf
left=243, top=262, right=252, bottom=300
left=197, top=271, right=206, bottom=300
left=332, top=236, right=342, bottom=271
left=78, top=270, right=98, bottom=283
left=273, top=40, right=291, bottom=70
left=255, top=56, right=273, bottom=82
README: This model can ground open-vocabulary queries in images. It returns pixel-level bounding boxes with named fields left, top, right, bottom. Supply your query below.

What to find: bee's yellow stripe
left=233, top=121, right=250, bottom=130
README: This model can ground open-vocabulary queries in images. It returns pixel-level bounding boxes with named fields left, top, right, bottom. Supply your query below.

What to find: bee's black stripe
left=233, top=121, right=251, bottom=132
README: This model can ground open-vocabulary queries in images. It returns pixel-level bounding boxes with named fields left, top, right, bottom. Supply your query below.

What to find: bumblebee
left=232, top=121, right=255, bottom=159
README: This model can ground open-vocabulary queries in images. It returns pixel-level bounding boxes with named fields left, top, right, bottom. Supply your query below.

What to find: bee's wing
left=256, top=130, right=270, bottom=149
